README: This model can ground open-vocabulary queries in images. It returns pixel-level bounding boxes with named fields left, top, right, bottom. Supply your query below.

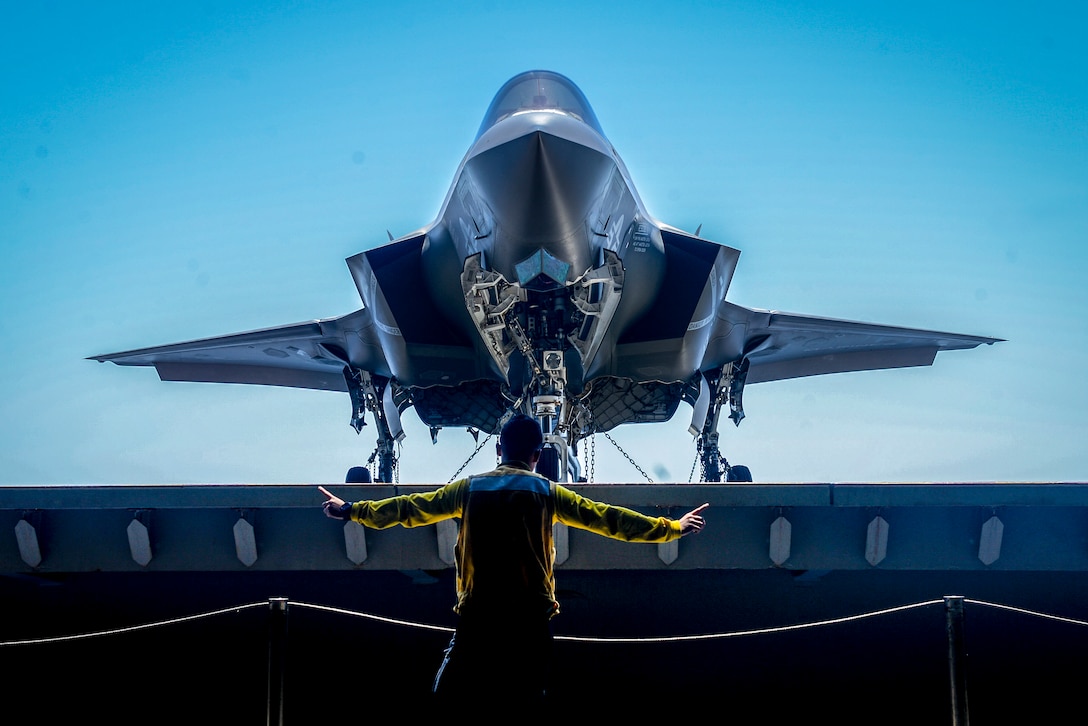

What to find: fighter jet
left=92, top=70, right=1000, bottom=483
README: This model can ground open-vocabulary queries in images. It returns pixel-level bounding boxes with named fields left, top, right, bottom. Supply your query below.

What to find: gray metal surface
left=4, top=482, right=1087, bottom=573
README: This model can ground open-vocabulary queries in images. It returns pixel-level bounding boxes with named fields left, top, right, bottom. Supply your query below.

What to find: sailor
left=320, top=414, right=708, bottom=702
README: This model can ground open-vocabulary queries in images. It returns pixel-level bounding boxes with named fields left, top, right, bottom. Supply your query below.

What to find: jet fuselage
left=93, top=70, right=999, bottom=482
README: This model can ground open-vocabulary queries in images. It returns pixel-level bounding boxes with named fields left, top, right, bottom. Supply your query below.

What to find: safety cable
left=0, top=602, right=266, bottom=647
left=6, top=596, right=1087, bottom=648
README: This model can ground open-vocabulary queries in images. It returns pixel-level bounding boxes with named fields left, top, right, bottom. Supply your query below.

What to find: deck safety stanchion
left=267, top=597, right=289, bottom=726
left=945, top=595, right=970, bottom=726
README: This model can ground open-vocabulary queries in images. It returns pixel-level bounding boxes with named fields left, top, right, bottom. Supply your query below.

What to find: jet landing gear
left=692, top=361, right=753, bottom=483
left=695, top=434, right=752, bottom=483
left=533, top=392, right=577, bottom=483
left=343, top=367, right=402, bottom=484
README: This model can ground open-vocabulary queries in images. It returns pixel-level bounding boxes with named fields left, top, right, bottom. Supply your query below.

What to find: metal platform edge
left=2, top=482, right=1087, bottom=573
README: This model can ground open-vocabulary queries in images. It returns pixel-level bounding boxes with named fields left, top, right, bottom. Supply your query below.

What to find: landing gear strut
left=693, top=360, right=753, bottom=482
left=343, top=367, right=401, bottom=484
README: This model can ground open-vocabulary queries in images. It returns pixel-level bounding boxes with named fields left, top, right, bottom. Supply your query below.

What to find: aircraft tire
left=726, top=465, right=753, bottom=482
left=536, top=446, right=560, bottom=482
left=346, top=466, right=372, bottom=483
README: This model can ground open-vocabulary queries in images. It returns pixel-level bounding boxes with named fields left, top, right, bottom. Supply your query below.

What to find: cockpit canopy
left=476, top=70, right=604, bottom=139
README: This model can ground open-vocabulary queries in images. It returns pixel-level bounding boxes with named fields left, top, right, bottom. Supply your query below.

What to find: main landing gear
left=692, top=360, right=753, bottom=483
left=342, top=367, right=401, bottom=484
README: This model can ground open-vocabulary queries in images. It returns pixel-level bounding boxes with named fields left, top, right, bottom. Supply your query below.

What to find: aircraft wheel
left=346, top=466, right=372, bottom=483
left=726, top=465, right=753, bottom=482
left=536, top=446, right=560, bottom=482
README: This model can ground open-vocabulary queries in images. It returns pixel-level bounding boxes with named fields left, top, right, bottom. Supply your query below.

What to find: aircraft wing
left=705, top=302, right=1002, bottom=384
left=89, top=308, right=387, bottom=392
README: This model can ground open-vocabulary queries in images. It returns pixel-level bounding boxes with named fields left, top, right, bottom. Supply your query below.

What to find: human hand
left=678, top=503, right=709, bottom=535
left=319, top=486, right=352, bottom=520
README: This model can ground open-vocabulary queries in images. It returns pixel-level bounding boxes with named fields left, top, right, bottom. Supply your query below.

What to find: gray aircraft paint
left=92, top=71, right=1000, bottom=482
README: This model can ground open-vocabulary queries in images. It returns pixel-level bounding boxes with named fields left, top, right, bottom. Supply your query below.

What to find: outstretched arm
left=319, top=486, right=353, bottom=519
left=318, top=483, right=465, bottom=528
left=678, top=503, right=710, bottom=535
left=555, top=486, right=708, bottom=543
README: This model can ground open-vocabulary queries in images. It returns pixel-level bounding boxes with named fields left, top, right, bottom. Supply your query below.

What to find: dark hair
left=499, top=414, right=544, bottom=465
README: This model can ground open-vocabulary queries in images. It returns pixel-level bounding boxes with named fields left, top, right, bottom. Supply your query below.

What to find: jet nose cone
left=466, top=126, right=615, bottom=246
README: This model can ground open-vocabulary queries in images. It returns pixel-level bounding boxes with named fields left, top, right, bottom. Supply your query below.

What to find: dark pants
left=432, top=606, right=553, bottom=704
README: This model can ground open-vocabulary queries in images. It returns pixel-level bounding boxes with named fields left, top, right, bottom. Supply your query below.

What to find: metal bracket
left=461, top=253, right=523, bottom=381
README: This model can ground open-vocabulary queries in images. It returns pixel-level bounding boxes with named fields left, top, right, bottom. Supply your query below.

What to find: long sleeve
left=553, top=484, right=682, bottom=542
left=350, top=479, right=466, bottom=529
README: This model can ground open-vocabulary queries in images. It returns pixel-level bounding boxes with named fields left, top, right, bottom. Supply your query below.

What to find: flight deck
left=3, top=482, right=1086, bottom=722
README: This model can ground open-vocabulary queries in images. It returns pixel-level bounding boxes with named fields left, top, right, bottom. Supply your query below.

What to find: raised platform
left=3, top=482, right=1087, bottom=723
left=4, top=482, right=1088, bottom=572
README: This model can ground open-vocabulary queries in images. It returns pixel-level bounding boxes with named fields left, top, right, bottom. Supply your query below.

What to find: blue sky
left=2, top=1, right=1085, bottom=485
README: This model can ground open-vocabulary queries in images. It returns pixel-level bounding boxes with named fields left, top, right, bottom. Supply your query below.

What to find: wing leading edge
left=704, top=301, right=1002, bottom=384
left=89, top=309, right=388, bottom=392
